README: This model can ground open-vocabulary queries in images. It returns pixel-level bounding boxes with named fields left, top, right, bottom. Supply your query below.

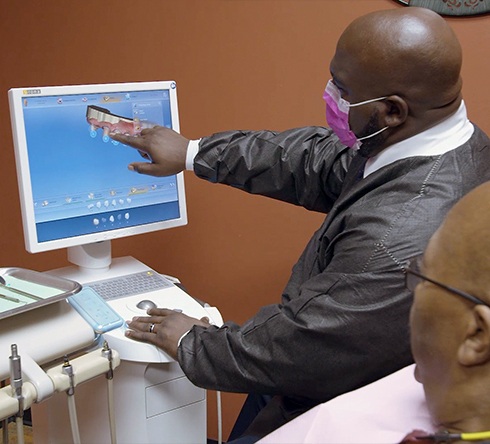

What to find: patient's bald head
left=431, top=183, right=490, bottom=298
left=410, top=182, right=490, bottom=430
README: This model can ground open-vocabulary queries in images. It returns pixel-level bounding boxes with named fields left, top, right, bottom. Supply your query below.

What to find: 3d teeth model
left=86, top=105, right=141, bottom=142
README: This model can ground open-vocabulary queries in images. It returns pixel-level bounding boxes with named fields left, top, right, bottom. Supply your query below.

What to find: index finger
left=110, top=132, right=147, bottom=150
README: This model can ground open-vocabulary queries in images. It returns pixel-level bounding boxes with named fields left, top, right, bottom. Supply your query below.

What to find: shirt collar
left=364, top=100, right=474, bottom=177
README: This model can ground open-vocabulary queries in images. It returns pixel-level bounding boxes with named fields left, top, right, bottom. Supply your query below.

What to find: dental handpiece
left=9, top=344, right=24, bottom=415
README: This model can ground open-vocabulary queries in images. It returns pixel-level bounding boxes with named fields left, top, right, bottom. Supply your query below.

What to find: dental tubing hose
left=63, top=356, right=81, bottom=444
left=62, top=343, right=118, bottom=444
left=0, top=345, right=120, bottom=443
left=102, top=341, right=117, bottom=444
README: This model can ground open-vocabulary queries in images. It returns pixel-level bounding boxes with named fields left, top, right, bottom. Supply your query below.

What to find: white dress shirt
left=364, top=100, right=473, bottom=177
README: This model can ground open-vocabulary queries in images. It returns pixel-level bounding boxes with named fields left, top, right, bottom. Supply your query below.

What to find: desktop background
left=0, top=0, right=489, bottom=439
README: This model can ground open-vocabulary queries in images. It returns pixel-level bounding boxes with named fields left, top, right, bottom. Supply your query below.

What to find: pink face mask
left=323, top=80, right=388, bottom=150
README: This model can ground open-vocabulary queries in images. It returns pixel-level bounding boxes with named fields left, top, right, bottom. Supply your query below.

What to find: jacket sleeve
left=178, top=267, right=414, bottom=402
left=193, top=126, right=352, bottom=213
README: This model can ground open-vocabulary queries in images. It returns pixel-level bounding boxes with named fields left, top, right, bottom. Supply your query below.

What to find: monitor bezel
left=8, top=81, right=187, bottom=254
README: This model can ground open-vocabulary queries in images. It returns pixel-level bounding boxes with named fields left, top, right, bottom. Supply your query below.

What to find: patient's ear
left=458, top=305, right=490, bottom=366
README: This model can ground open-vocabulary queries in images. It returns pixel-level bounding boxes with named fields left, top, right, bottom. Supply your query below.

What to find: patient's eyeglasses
left=405, top=255, right=490, bottom=307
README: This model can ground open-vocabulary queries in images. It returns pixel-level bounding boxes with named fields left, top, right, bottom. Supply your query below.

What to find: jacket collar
left=364, top=100, right=474, bottom=178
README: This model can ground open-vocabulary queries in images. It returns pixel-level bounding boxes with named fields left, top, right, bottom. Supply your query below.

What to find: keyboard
left=86, top=271, right=174, bottom=301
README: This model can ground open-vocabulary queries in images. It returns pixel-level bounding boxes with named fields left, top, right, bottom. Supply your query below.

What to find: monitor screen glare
left=9, top=81, right=187, bottom=258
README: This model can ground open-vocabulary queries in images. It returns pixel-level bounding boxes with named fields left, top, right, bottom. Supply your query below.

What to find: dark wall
left=1, top=0, right=489, bottom=438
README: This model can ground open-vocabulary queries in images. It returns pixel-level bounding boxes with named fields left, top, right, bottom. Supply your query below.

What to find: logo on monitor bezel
left=22, top=89, right=41, bottom=95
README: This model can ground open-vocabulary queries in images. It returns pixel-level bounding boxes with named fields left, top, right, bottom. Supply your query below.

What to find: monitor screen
left=8, top=81, right=187, bottom=264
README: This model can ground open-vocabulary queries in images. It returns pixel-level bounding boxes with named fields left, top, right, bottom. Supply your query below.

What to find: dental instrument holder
left=0, top=268, right=112, bottom=434
left=0, top=267, right=82, bottom=322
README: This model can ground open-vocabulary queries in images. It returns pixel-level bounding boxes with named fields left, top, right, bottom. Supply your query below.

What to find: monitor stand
left=67, top=240, right=112, bottom=274
left=56, top=241, right=156, bottom=285
left=54, top=240, right=147, bottom=284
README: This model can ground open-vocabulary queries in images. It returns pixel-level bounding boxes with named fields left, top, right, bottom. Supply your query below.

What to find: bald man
left=406, top=181, right=490, bottom=442
left=113, top=7, right=490, bottom=443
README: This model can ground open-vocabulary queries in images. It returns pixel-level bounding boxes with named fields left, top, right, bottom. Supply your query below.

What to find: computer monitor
left=8, top=81, right=187, bottom=271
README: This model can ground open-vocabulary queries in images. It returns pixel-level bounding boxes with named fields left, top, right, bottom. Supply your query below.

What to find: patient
left=260, top=181, right=490, bottom=443
left=403, top=180, right=490, bottom=443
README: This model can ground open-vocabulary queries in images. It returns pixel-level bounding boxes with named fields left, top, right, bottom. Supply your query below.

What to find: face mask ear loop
left=351, top=96, right=389, bottom=142
left=358, top=126, right=389, bottom=142
left=349, top=96, right=387, bottom=108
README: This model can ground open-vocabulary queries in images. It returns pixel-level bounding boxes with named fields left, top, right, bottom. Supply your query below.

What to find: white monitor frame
left=8, top=81, right=187, bottom=268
